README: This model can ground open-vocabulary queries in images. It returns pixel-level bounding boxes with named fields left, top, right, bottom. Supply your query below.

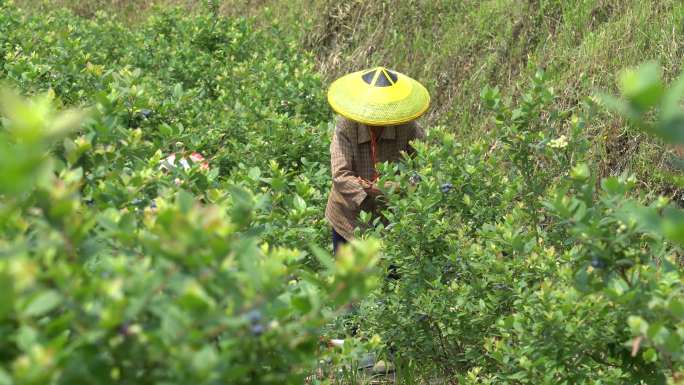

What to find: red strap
left=369, top=126, right=384, bottom=181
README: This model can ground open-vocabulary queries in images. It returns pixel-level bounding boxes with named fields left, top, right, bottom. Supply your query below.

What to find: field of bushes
left=1, top=1, right=683, bottom=384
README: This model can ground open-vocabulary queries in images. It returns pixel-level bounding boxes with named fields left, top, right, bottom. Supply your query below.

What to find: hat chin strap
left=369, top=126, right=384, bottom=182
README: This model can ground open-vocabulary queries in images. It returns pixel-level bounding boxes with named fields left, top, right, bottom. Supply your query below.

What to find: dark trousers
left=332, top=228, right=348, bottom=255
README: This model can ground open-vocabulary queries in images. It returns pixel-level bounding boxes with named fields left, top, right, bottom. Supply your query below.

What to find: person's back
left=326, top=116, right=423, bottom=243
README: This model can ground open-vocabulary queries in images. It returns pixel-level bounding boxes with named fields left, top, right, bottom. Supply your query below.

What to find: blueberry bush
left=0, top=3, right=378, bottom=384
left=356, top=66, right=684, bottom=384
left=1, top=2, right=683, bottom=384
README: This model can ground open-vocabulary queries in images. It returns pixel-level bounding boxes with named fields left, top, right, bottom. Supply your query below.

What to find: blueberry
left=408, top=172, right=422, bottom=185
left=131, top=198, right=143, bottom=206
left=149, top=200, right=157, bottom=209
left=118, top=322, right=130, bottom=337
left=246, top=309, right=262, bottom=324
left=139, top=109, right=153, bottom=119
left=591, top=257, right=606, bottom=269
left=251, top=324, right=264, bottom=336
left=441, top=183, right=453, bottom=193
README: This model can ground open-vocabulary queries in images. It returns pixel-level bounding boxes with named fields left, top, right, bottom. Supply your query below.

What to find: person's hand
left=356, top=177, right=401, bottom=196
left=357, top=177, right=382, bottom=197
left=357, top=177, right=372, bottom=189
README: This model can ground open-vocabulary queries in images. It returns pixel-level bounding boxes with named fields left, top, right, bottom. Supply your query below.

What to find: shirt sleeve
left=330, top=122, right=368, bottom=209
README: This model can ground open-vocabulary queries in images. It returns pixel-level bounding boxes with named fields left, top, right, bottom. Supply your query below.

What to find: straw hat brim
left=327, top=69, right=430, bottom=126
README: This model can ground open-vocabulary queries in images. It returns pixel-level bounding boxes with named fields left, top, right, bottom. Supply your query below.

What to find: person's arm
left=330, top=122, right=368, bottom=209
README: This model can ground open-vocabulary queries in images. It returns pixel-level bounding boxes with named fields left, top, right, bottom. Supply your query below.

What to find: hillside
left=18, top=0, right=684, bottom=197
left=2, top=1, right=684, bottom=384
left=278, top=0, right=684, bottom=198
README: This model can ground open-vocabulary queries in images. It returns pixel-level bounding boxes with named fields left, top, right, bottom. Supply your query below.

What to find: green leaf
left=618, top=202, right=660, bottom=234
left=597, top=93, right=634, bottom=118
left=570, top=163, right=590, bottom=181
left=173, top=83, right=184, bottom=99
left=572, top=201, right=587, bottom=221
left=642, top=347, right=658, bottom=363
left=177, top=190, right=194, bottom=214
left=292, top=195, right=306, bottom=211
left=0, top=367, right=12, bottom=385
left=291, top=294, right=312, bottom=313
left=668, top=299, right=684, bottom=319
left=646, top=322, right=665, bottom=342
left=0, top=273, right=14, bottom=320
left=664, top=332, right=682, bottom=353
left=662, top=207, right=684, bottom=244
left=310, top=244, right=335, bottom=271
left=192, top=346, right=218, bottom=373
left=655, top=112, right=684, bottom=144
left=248, top=166, right=261, bottom=181
left=601, top=177, right=626, bottom=195
left=628, top=315, right=648, bottom=335
left=660, top=73, right=684, bottom=121
left=16, top=326, right=38, bottom=352
left=619, top=62, right=664, bottom=112
left=23, top=290, right=62, bottom=317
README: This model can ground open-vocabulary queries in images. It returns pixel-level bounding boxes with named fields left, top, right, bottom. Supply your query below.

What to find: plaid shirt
left=325, top=117, right=424, bottom=240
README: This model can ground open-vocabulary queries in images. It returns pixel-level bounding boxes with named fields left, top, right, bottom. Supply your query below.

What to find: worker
left=325, top=66, right=430, bottom=254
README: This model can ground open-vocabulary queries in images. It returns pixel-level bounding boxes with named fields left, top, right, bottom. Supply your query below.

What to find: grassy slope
left=267, top=0, right=684, bottom=197
left=14, top=0, right=684, bottom=197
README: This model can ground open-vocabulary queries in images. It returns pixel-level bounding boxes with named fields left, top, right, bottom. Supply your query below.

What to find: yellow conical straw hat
left=327, top=67, right=430, bottom=125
